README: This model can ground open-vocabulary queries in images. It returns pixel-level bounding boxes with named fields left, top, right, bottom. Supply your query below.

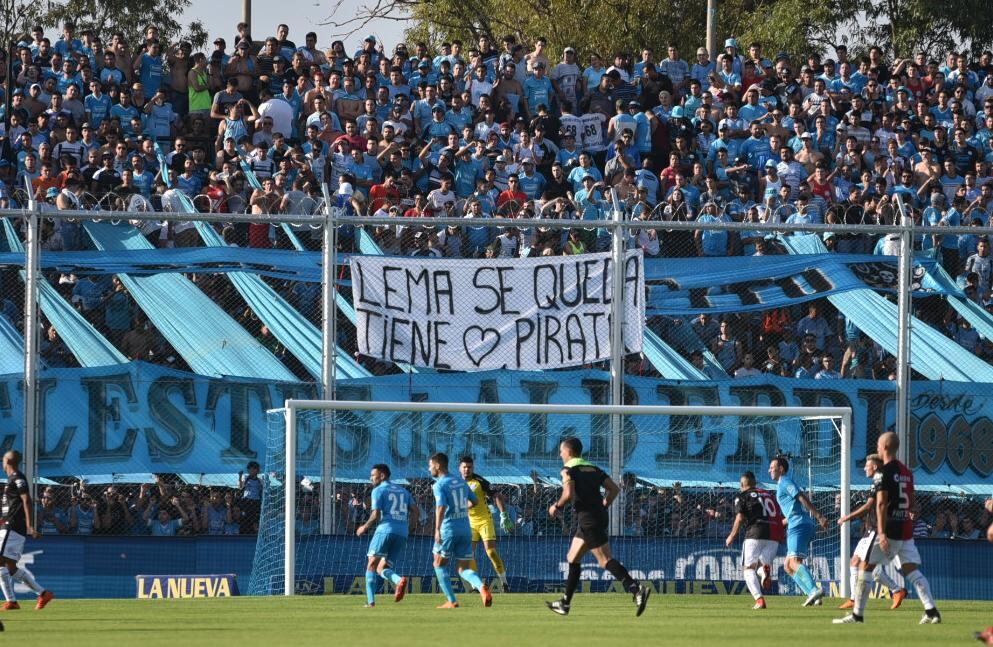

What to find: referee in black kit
left=546, top=437, right=650, bottom=617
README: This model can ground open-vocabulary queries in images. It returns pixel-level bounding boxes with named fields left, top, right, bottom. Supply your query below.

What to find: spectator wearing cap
left=407, top=58, right=436, bottom=89
left=421, top=102, right=456, bottom=144
left=224, top=40, right=259, bottom=99
left=551, top=47, right=581, bottom=110
left=516, top=157, right=546, bottom=199
left=411, top=83, right=443, bottom=134
left=922, top=190, right=963, bottom=274
left=689, top=47, right=716, bottom=93
left=522, top=60, right=552, bottom=120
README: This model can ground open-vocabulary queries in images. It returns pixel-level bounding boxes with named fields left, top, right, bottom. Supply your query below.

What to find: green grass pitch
left=1, top=594, right=988, bottom=646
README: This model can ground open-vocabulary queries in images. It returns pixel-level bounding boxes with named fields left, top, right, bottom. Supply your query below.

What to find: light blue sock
left=381, top=568, right=403, bottom=586
left=365, top=570, right=377, bottom=605
left=794, top=564, right=817, bottom=595
left=435, top=566, right=457, bottom=603
left=460, top=568, right=484, bottom=591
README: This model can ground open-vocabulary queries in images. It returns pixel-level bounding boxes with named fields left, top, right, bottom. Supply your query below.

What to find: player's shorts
left=575, top=510, right=609, bottom=549
left=433, top=533, right=473, bottom=561
left=853, top=535, right=873, bottom=560
left=859, top=532, right=920, bottom=567
left=786, top=523, right=814, bottom=558
left=0, top=528, right=25, bottom=561
left=742, top=538, right=779, bottom=567
left=470, top=517, right=497, bottom=543
left=367, top=531, right=407, bottom=566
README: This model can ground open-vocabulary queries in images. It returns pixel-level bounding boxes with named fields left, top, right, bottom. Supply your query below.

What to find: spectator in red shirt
left=496, top=174, right=527, bottom=209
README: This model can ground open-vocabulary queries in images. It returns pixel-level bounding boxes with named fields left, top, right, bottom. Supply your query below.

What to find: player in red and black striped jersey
left=545, top=437, right=650, bottom=617
left=834, top=433, right=940, bottom=626
left=725, top=471, right=784, bottom=609
left=0, top=451, right=54, bottom=610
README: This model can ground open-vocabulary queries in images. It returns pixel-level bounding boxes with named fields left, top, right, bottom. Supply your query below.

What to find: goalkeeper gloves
left=500, top=512, right=514, bottom=532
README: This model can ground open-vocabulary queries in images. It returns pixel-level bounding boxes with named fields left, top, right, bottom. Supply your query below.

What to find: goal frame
left=280, top=399, right=852, bottom=597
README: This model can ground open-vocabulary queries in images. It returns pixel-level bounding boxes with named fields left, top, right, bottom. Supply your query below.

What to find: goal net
left=248, top=401, right=851, bottom=599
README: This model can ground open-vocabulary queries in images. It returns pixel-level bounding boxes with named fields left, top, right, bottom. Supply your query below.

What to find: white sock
left=905, top=570, right=936, bottom=611
left=872, top=565, right=901, bottom=593
left=849, top=565, right=859, bottom=600
left=12, top=568, right=44, bottom=595
left=852, top=571, right=870, bottom=616
left=0, top=568, right=15, bottom=602
left=498, top=572, right=508, bottom=587
left=744, top=568, right=763, bottom=600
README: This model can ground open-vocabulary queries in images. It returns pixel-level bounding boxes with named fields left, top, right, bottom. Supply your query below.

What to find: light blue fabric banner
left=645, top=253, right=955, bottom=314
left=2, top=219, right=127, bottom=367
left=83, top=222, right=296, bottom=380
left=781, top=235, right=993, bottom=383
left=3, top=363, right=992, bottom=492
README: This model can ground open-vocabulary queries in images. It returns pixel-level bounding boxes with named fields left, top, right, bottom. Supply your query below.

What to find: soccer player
left=545, top=437, right=650, bottom=617
left=835, top=432, right=941, bottom=625
left=356, top=463, right=418, bottom=607
left=458, top=456, right=514, bottom=591
left=0, top=451, right=55, bottom=610
left=768, top=455, right=829, bottom=607
left=428, top=452, right=492, bottom=609
left=725, top=470, right=784, bottom=610
left=977, top=499, right=993, bottom=643
left=836, top=454, right=906, bottom=610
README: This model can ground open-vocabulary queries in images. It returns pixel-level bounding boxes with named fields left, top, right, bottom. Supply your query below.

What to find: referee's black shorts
left=575, top=509, right=609, bottom=549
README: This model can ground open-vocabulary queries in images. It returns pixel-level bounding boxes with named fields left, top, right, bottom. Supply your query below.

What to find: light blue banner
left=1, top=363, right=991, bottom=490
left=645, top=254, right=957, bottom=314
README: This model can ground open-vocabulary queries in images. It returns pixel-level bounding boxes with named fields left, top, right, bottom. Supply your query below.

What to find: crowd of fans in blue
left=3, top=21, right=993, bottom=536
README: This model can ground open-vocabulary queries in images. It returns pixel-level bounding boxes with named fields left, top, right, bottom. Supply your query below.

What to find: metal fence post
left=22, top=190, right=40, bottom=499
left=320, top=184, right=338, bottom=534
left=894, top=195, right=913, bottom=464
left=609, top=189, right=625, bottom=536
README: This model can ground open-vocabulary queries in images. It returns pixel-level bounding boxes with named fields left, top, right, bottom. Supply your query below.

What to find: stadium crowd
left=0, top=19, right=992, bottom=529
left=32, top=465, right=992, bottom=540
left=2, top=20, right=993, bottom=381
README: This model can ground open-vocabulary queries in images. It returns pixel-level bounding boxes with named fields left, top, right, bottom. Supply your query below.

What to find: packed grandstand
left=0, top=21, right=992, bottom=545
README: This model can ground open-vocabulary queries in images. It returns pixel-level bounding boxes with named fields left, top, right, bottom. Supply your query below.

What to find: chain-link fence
left=2, top=191, right=993, bottom=550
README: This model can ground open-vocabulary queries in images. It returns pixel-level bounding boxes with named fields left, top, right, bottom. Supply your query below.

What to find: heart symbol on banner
left=463, top=326, right=501, bottom=367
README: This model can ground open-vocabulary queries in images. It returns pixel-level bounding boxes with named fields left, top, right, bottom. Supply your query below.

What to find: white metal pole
left=894, top=196, right=913, bottom=464
left=284, top=403, right=297, bottom=596
left=319, top=184, right=337, bottom=534
left=22, top=191, right=40, bottom=500
left=839, top=412, right=851, bottom=598
left=608, top=190, right=625, bottom=536
left=706, top=0, right=718, bottom=64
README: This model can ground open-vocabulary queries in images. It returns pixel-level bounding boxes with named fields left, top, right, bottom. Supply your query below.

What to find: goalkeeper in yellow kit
left=458, top=456, right=515, bottom=591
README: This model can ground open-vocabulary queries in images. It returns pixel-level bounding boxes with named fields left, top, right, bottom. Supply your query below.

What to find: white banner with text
left=350, top=251, right=645, bottom=371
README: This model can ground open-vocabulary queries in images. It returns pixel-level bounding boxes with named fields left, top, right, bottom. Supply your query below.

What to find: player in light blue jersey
left=428, top=452, right=492, bottom=609
left=356, top=464, right=418, bottom=607
left=769, top=456, right=830, bottom=607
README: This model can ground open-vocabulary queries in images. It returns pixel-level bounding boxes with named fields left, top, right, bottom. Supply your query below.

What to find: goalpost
left=250, top=400, right=851, bottom=599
